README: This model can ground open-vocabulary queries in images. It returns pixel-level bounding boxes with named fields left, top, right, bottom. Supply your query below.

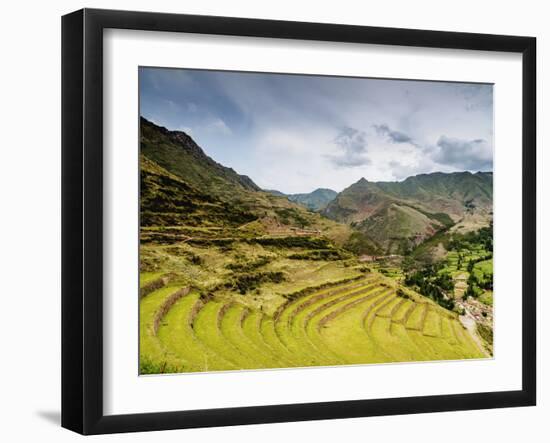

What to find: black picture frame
left=62, top=8, right=537, bottom=435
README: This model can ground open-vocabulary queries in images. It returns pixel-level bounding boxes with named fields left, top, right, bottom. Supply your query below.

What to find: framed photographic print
left=62, top=8, right=536, bottom=435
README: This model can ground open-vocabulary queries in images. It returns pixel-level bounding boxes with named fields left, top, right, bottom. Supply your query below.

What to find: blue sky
left=140, top=67, right=493, bottom=194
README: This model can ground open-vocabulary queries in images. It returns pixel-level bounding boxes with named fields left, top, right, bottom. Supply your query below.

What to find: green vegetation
left=140, top=271, right=164, bottom=286
left=286, top=188, right=338, bottom=211
left=139, top=118, right=492, bottom=374
left=404, top=265, right=455, bottom=311
left=465, top=258, right=493, bottom=299
left=479, top=290, right=494, bottom=306
left=323, top=172, right=492, bottom=254
left=477, top=323, right=494, bottom=353
left=274, top=207, right=312, bottom=227
left=226, top=256, right=272, bottom=272
left=248, top=236, right=331, bottom=249
left=140, top=276, right=484, bottom=373
left=403, top=224, right=493, bottom=309
left=223, top=271, right=286, bottom=295
left=288, top=249, right=349, bottom=261
left=342, top=231, right=381, bottom=255
left=140, top=356, right=184, bottom=375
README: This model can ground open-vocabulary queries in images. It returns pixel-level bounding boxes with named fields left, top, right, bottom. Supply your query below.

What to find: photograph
left=138, top=67, right=494, bottom=374
left=0, top=1, right=543, bottom=439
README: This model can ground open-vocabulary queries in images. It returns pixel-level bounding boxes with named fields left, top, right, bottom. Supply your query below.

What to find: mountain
left=140, top=117, right=260, bottom=201
left=287, top=188, right=338, bottom=211
left=140, top=117, right=491, bottom=256
left=139, top=117, right=377, bottom=251
left=265, top=188, right=337, bottom=211
left=140, top=155, right=259, bottom=228
left=323, top=172, right=493, bottom=254
left=264, top=189, right=287, bottom=197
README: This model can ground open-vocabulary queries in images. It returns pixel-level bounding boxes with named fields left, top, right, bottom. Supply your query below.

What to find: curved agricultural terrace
left=139, top=274, right=485, bottom=373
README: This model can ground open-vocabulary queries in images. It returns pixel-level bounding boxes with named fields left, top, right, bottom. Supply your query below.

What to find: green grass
left=479, top=290, right=494, bottom=306
left=156, top=290, right=235, bottom=371
left=192, top=301, right=249, bottom=369
left=140, top=275, right=486, bottom=373
left=219, top=304, right=274, bottom=368
left=273, top=279, right=377, bottom=366
left=423, top=309, right=442, bottom=337
left=318, top=290, right=395, bottom=363
left=139, top=285, right=189, bottom=373
left=474, top=259, right=493, bottom=275
left=138, top=115, right=491, bottom=374
left=140, top=271, right=164, bottom=287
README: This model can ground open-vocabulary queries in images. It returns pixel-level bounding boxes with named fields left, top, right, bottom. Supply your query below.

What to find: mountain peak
left=346, top=177, right=374, bottom=191
left=311, top=187, right=337, bottom=194
left=322, top=169, right=493, bottom=253
left=286, top=188, right=337, bottom=211
left=140, top=117, right=261, bottom=194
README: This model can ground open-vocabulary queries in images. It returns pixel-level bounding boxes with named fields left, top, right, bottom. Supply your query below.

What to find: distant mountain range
left=141, top=117, right=259, bottom=199
left=322, top=172, right=492, bottom=253
left=139, top=118, right=368, bottom=249
left=140, top=117, right=492, bottom=255
left=266, top=188, right=338, bottom=211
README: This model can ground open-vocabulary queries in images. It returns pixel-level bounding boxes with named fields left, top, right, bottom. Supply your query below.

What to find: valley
left=139, top=118, right=494, bottom=374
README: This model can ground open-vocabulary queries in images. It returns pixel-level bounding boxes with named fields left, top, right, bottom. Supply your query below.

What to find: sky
left=139, top=67, right=493, bottom=194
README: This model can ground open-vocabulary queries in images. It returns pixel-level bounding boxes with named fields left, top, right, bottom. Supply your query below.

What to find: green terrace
left=139, top=272, right=485, bottom=374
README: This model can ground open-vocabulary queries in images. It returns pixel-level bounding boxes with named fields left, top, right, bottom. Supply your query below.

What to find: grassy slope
left=138, top=117, right=489, bottom=374
left=140, top=274, right=484, bottom=373
left=140, top=119, right=379, bottom=252
left=139, top=285, right=189, bottom=374
left=358, top=203, right=442, bottom=254
left=140, top=117, right=259, bottom=197
left=323, top=172, right=492, bottom=253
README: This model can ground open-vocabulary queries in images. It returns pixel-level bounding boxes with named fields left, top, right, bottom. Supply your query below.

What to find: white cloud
left=326, top=127, right=370, bottom=168
left=431, top=136, right=493, bottom=171
left=203, top=118, right=232, bottom=135
left=142, top=68, right=493, bottom=192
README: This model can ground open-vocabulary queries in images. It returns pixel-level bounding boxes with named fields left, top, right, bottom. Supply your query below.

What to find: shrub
left=274, top=207, right=312, bottom=228
left=189, top=254, right=202, bottom=265
left=248, top=236, right=330, bottom=249
left=477, top=323, right=493, bottom=344
left=188, top=238, right=235, bottom=247
left=226, top=256, right=272, bottom=272
left=287, top=249, right=348, bottom=261
left=405, top=267, right=455, bottom=311
left=396, top=288, right=409, bottom=299
left=225, top=271, right=286, bottom=295
left=343, top=231, right=381, bottom=255
left=139, top=356, right=183, bottom=374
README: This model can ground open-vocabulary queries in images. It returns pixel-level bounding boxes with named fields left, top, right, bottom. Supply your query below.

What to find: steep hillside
left=264, top=189, right=286, bottom=197
left=140, top=118, right=377, bottom=252
left=376, top=172, right=493, bottom=218
left=140, top=155, right=256, bottom=228
left=323, top=172, right=492, bottom=254
left=140, top=117, right=260, bottom=200
left=139, top=119, right=491, bottom=375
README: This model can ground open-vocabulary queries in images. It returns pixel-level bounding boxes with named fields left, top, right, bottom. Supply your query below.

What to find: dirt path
left=453, top=272, right=468, bottom=298
left=459, top=313, right=490, bottom=357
